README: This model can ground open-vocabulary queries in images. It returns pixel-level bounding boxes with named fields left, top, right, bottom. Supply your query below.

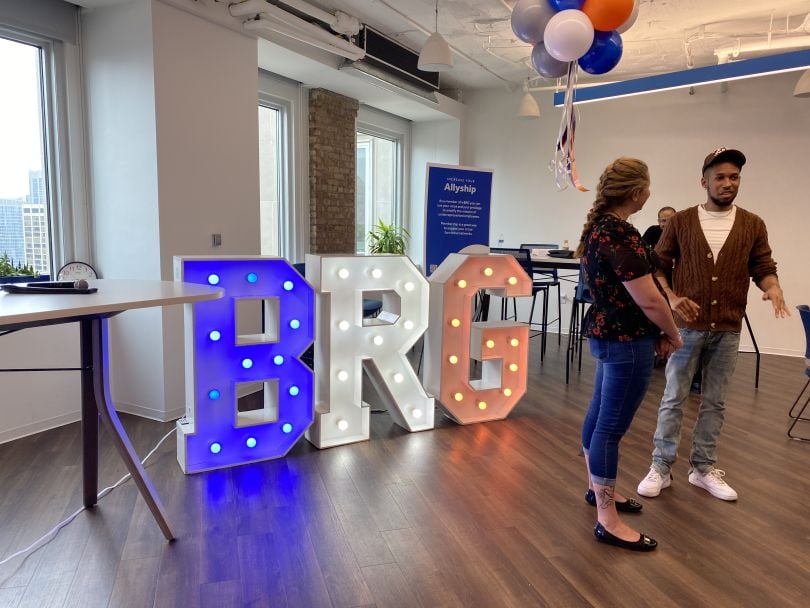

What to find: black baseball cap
left=702, top=147, right=746, bottom=173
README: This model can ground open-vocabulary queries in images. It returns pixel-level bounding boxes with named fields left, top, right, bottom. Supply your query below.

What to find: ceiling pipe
left=714, top=35, right=810, bottom=63
left=229, top=0, right=361, bottom=36
left=242, top=11, right=365, bottom=60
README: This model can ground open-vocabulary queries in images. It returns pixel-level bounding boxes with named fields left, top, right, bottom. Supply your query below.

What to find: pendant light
left=517, top=79, right=540, bottom=119
left=794, top=69, right=810, bottom=98
left=418, top=0, right=453, bottom=72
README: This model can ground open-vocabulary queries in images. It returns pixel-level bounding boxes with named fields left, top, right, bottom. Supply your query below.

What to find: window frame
left=257, top=96, right=290, bottom=257
left=0, top=24, right=86, bottom=275
left=355, top=122, right=405, bottom=253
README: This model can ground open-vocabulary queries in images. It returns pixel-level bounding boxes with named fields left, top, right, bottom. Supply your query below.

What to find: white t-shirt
left=698, top=204, right=736, bottom=261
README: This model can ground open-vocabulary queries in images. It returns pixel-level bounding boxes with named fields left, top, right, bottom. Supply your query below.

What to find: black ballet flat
left=593, top=522, right=657, bottom=551
left=585, top=489, right=643, bottom=513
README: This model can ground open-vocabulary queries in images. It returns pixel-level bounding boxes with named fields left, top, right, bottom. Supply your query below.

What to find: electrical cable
left=0, top=427, right=175, bottom=566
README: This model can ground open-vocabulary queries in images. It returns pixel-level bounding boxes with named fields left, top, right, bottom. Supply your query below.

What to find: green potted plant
left=0, top=253, right=42, bottom=284
left=366, top=220, right=410, bottom=254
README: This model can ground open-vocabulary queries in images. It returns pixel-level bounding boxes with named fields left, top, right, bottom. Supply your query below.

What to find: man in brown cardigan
left=637, top=147, right=789, bottom=501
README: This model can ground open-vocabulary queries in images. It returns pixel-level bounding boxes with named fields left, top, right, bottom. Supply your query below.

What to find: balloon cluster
left=511, top=0, right=639, bottom=78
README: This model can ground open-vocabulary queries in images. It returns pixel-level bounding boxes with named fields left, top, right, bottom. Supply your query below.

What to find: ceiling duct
left=345, top=26, right=441, bottom=95
left=230, top=0, right=364, bottom=61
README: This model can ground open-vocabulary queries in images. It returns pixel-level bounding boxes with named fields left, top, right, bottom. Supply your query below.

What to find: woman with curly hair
left=576, top=158, right=682, bottom=551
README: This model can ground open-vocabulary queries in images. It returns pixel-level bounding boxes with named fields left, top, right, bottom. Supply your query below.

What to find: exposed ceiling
left=308, top=0, right=810, bottom=90
left=68, top=0, right=810, bottom=91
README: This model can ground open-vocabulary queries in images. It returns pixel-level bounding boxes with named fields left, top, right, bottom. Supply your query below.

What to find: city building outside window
left=0, top=37, right=51, bottom=276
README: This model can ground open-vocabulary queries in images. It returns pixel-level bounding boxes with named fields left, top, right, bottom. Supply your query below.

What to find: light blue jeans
left=652, top=329, right=741, bottom=475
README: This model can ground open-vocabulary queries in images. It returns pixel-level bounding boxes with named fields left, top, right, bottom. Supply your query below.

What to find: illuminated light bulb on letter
left=510, top=338, right=519, bottom=347
left=450, top=318, right=461, bottom=327
left=483, top=267, right=493, bottom=277
left=457, top=279, right=467, bottom=288
left=412, top=408, right=423, bottom=419
left=373, top=335, right=384, bottom=346
left=371, top=268, right=382, bottom=279
left=503, top=388, right=513, bottom=397
left=338, top=320, right=350, bottom=331
left=337, top=370, right=349, bottom=382
left=338, top=268, right=349, bottom=279
left=485, top=339, right=495, bottom=349
left=448, top=355, right=458, bottom=365
left=403, top=320, right=415, bottom=330
left=509, top=363, right=518, bottom=372
left=337, top=419, right=349, bottom=431
left=453, top=392, right=463, bottom=402
left=478, top=401, right=487, bottom=410
left=404, top=281, right=414, bottom=291
left=508, top=276, right=517, bottom=285
left=393, top=372, right=404, bottom=383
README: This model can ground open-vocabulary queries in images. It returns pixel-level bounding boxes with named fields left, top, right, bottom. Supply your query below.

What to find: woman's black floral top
left=582, top=215, right=664, bottom=341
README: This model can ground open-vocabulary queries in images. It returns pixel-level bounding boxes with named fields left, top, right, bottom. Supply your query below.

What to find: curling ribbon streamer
left=551, top=62, right=589, bottom=192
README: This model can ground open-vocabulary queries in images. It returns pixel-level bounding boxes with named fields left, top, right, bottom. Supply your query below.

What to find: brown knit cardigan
left=655, top=205, right=778, bottom=332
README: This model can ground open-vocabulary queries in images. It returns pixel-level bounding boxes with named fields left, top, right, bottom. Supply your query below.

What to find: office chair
left=521, top=243, right=562, bottom=350
left=489, top=247, right=550, bottom=360
left=788, top=304, right=810, bottom=441
left=566, top=266, right=592, bottom=384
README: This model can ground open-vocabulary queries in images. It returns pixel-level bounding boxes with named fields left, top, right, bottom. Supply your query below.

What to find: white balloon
left=617, top=0, right=640, bottom=34
left=543, top=9, right=595, bottom=63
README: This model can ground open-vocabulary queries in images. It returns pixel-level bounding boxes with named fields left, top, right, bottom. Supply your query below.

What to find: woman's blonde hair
left=575, top=157, right=650, bottom=257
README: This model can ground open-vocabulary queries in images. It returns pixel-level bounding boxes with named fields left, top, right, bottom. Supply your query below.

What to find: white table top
left=0, top=279, right=223, bottom=327
left=530, top=253, right=581, bottom=269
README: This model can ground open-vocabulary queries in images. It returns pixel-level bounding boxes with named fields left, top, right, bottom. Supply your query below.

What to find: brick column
left=309, top=88, right=358, bottom=253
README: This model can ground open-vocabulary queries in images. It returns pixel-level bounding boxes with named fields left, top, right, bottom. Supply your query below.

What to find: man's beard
left=708, top=189, right=736, bottom=207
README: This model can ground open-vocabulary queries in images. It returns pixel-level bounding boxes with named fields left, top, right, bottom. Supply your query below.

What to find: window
left=258, top=104, right=283, bottom=257
left=356, top=131, right=400, bottom=253
left=0, top=36, right=51, bottom=275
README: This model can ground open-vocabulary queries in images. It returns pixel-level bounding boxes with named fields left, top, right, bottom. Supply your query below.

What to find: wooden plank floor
left=1, top=338, right=809, bottom=607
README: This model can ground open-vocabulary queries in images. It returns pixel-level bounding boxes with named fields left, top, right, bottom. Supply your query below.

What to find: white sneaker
left=637, top=466, right=672, bottom=497
left=688, top=468, right=738, bottom=501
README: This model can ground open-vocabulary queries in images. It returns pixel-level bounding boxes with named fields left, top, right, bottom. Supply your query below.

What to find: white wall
left=152, top=0, right=260, bottom=417
left=80, top=0, right=260, bottom=422
left=464, top=72, right=810, bottom=355
left=410, top=119, right=462, bottom=269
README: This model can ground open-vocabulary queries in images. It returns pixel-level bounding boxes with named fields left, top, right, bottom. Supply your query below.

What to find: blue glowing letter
left=174, top=257, right=314, bottom=473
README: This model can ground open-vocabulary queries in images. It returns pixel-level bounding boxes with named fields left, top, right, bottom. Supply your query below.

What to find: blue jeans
left=582, top=336, right=656, bottom=486
left=652, top=329, right=740, bottom=475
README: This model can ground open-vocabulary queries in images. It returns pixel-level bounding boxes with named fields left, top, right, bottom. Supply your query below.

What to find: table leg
left=80, top=320, right=98, bottom=508
left=89, top=317, right=175, bottom=541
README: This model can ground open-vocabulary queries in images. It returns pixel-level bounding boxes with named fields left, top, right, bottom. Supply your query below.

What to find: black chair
left=742, top=312, right=761, bottom=388
left=489, top=247, right=550, bottom=359
left=521, top=242, right=562, bottom=349
left=788, top=304, right=810, bottom=441
left=566, top=266, right=592, bottom=384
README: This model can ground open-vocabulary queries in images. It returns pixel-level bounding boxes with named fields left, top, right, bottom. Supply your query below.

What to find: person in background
left=576, top=158, right=682, bottom=552
left=638, top=147, right=789, bottom=502
left=642, top=206, right=676, bottom=247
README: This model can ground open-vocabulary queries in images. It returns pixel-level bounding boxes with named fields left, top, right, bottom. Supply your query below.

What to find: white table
left=0, top=279, right=223, bottom=540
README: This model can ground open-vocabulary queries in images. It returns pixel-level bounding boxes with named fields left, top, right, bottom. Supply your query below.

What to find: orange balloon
left=582, top=0, right=634, bottom=32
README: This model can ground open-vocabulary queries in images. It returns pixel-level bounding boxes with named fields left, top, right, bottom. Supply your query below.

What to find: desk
left=0, top=279, right=223, bottom=540
left=531, top=253, right=581, bottom=272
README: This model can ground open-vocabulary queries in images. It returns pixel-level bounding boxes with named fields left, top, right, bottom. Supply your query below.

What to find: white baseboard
left=0, top=411, right=81, bottom=445
left=115, top=401, right=185, bottom=422
left=739, top=346, right=803, bottom=357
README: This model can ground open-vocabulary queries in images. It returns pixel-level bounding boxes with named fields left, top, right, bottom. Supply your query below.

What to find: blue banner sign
left=424, top=164, right=492, bottom=275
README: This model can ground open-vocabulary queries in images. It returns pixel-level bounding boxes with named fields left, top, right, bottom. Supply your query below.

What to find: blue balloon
left=547, top=0, right=585, bottom=10
left=578, top=30, right=623, bottom=75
